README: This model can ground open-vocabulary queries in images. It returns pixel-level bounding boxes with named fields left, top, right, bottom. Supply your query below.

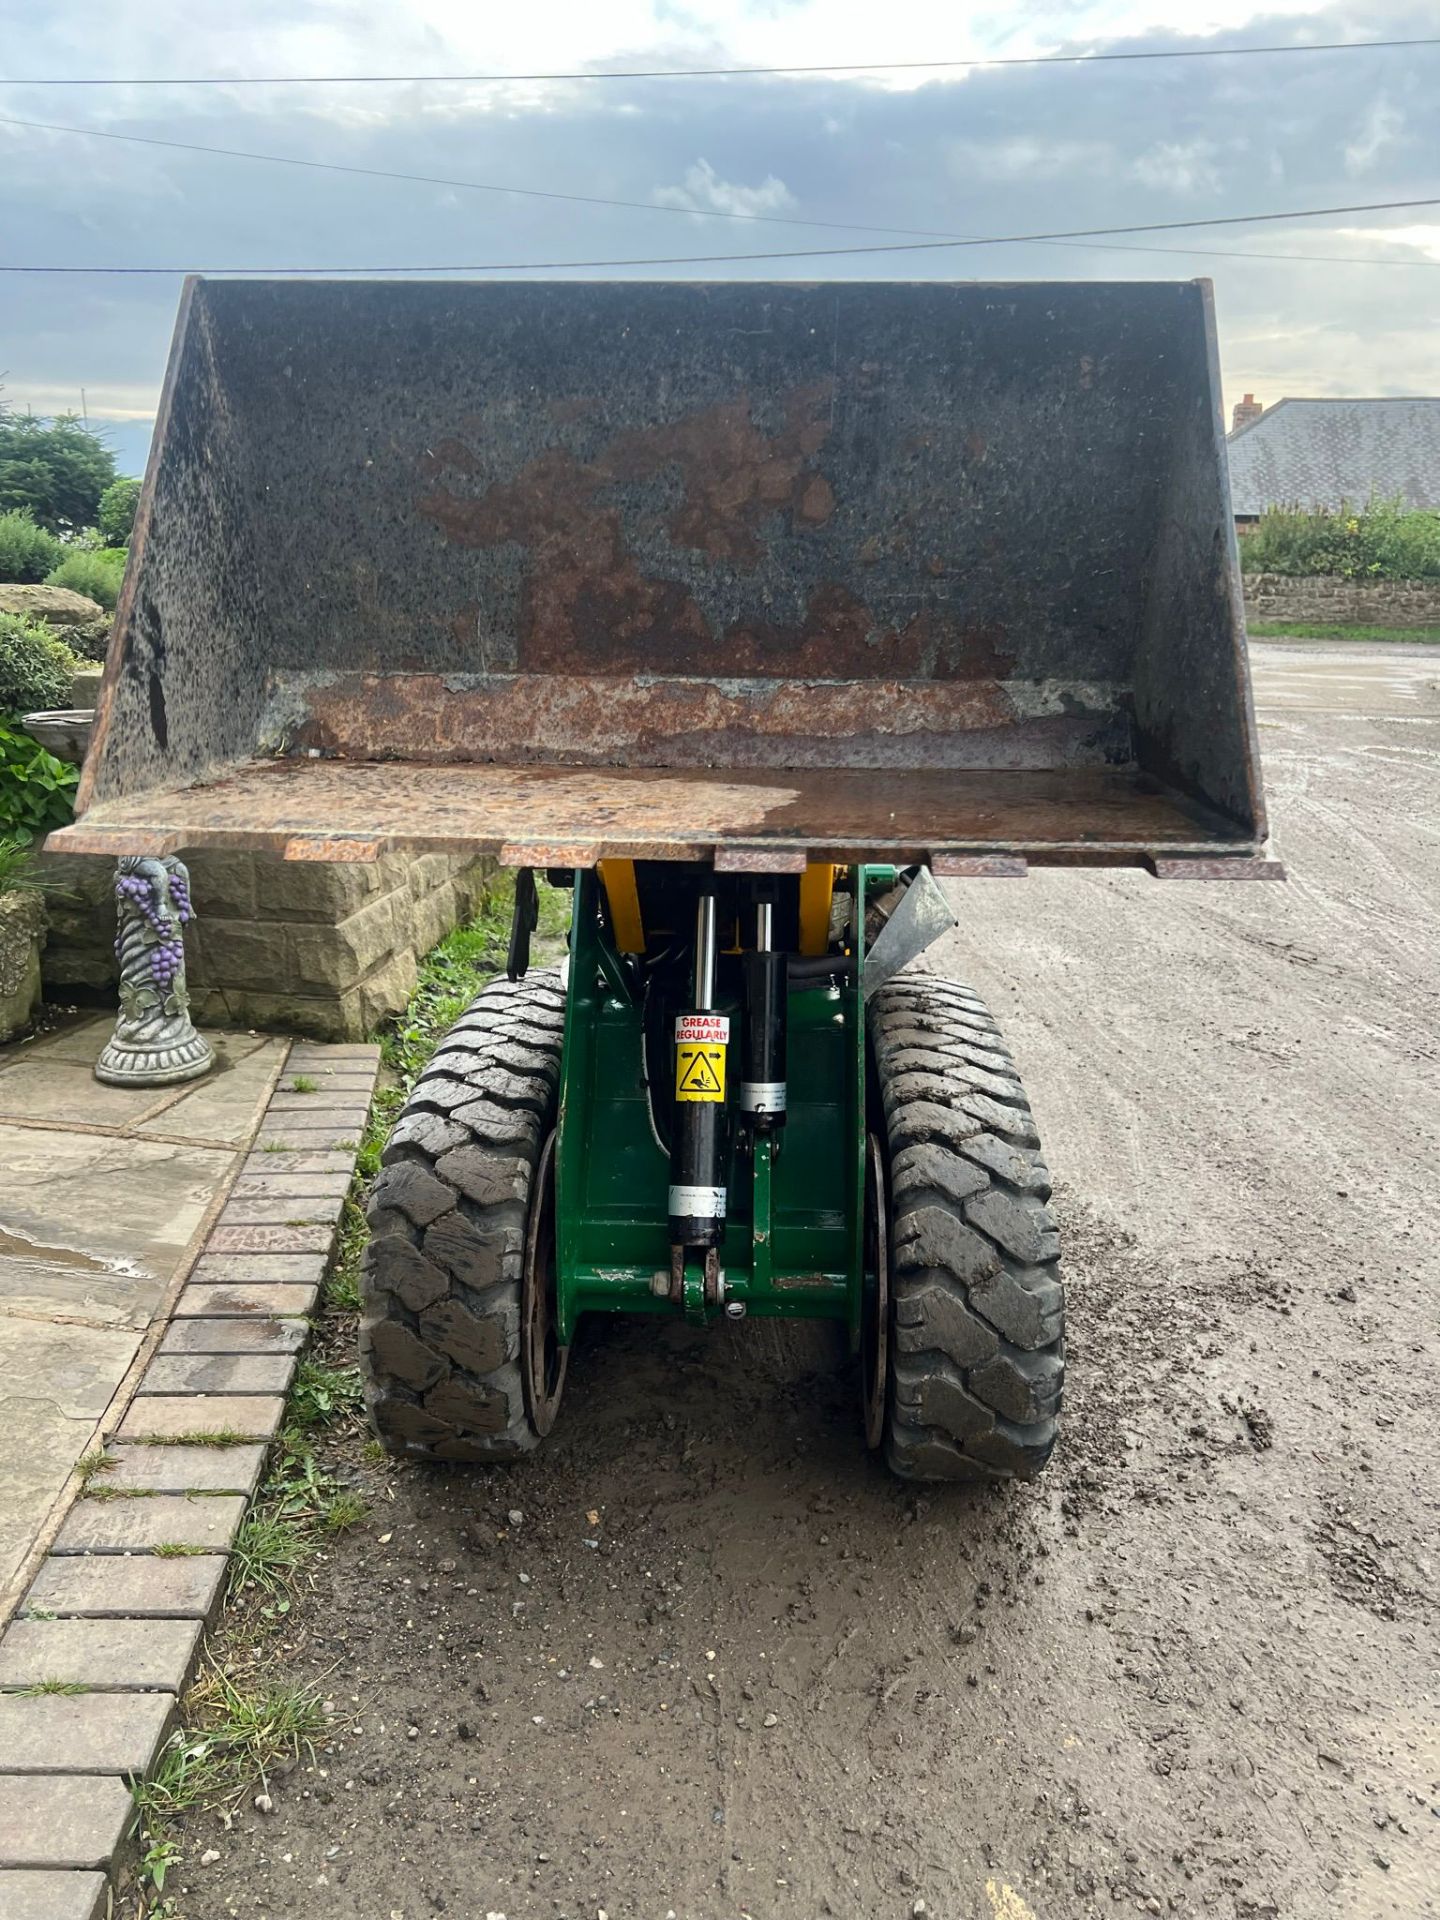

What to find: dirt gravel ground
left=166, top=645, right=1439, bottom=1920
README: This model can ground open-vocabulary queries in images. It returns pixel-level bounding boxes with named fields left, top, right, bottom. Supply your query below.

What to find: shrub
left=98, top=476, right=142, bottom=547
left=0, top=613, right=79, bottom=714
left=45, top=545, right=127, bottom=611
left=0, top=719, right=79, bottom=839
left=66, top=614, right=114, bottom=664
left=0, top=509, right=64, bottom=584
left=1240, top=499, right=1440, bottom=580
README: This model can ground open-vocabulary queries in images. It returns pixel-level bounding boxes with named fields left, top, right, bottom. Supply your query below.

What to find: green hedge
left=45, top=544, right=127, bottom=611
left=1239, top=500, right=1440, bottom=580
left=0, top=612, right=79, bottom=714
left=0, top=509, right=64, bottom=584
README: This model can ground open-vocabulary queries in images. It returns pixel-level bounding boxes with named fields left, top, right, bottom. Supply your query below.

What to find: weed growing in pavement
left=135, top=1428, right=252, bottom=1448
left=83, top=1484, right=156, bottom=1501
left=288, top=1073, right=319, bottom=1093
left=153, top=1542, right=207, bottom=1557
left=261, top=1139, right=293, bottom=1153
left=75, top=1448, right=115, bottom=1487
left=17, top=1678, right=90, bottom=1695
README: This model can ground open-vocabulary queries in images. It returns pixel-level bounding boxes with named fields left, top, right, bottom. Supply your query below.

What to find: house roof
left=1226, top=397, right=1440, bottom=517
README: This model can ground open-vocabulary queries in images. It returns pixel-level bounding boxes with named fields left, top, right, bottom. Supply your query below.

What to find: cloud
left=1132, top=139, right=1224, bottom=196
left=653, top=157, right=796, bottom=216
left=1343, top=97, right=1403, bottom=175
left=945, top=136, right=1115, bottom=184
left=0, top=0, right=1435, bottom=447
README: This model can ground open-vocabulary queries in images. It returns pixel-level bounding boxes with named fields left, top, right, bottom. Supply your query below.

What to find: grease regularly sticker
left=676, top=1014, right=730, bottom=1045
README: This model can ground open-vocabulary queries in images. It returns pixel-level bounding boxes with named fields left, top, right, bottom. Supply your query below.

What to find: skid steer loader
left=54, top=278, right=1271, bottom=1479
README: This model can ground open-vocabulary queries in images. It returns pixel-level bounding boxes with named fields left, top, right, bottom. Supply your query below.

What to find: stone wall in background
left=43, top=849, right=494, bottom=1040
left=1243, top=573, right=1440, bottom=628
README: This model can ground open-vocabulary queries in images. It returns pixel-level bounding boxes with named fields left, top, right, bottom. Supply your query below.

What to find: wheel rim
left=861, top=1132, right=890, bottom=1449
left=521, top=1130, right=569, bottom=1436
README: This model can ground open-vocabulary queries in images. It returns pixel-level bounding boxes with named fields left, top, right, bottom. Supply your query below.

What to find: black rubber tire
left=360, top=967, right=567, bottom=1462
left=869, top=973, right=1064, bottom=1482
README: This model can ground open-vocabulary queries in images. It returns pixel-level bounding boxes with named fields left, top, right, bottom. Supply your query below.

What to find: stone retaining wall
left=1242, top=572, right=1440, bottom=628
left=43, top=850, right=493, bottom=1040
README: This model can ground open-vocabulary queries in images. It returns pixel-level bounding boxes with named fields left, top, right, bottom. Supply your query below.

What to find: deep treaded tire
left=869, top=974, right=1064, bottom=1482
left=360, top=967, right=567, bottom=1461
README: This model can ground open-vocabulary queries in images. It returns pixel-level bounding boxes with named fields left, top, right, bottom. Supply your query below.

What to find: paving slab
left=0, top=1319, right=142, bottom=1597
left=3, top=1015, right=112, bottom=1067
left=24, top=1021, right=267, bottom=1070
left=241, top=1150, right=356, bottom=1177
left=52, top=1494, right=247, bottom=1556
left=206, top=1222, right=334, bottom=1256
left=139, top=1353, right=296, bottom=1396
left=0, top=1617, right=201, bottom=1691
left=133, top=1039, right=286, bottom=1146
left=231, top=1171, right=352, bottom=1199
left=104, top=1443, right=266, bottom=1495
left=189, top=1252, right=328, bottom=1287
left=286, top=1043, right=382, bottom=1062
left=172, top=1282, right=318, bottom=1320
left=0, top=1774, right=136, bottom=1868
left=0, top=1690, right=175, bottom=1775
left=217, top=1191, right=347, bottom=1226
left=0, top=1062, right=182, bottom=1130
left=0, top=1869, right=108, bottom=1920
left=267, top=1090, right=374, bottom=1114
left=25, top=1554, right=228, bottom=1620
left=115, top=1395, right=285, bottom=1443
left=0, top=1126, right=232, bottom=1331
left=158, top=1316, right=307, bottom=1355
left=254, top=1123, right=364, bottom=1151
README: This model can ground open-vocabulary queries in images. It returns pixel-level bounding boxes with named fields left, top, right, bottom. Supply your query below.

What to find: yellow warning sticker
left=676, top=1042, right=726, bottom=1103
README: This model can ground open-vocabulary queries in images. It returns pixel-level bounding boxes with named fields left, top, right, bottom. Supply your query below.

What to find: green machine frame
left=553, top=867, right=895, bottom=1345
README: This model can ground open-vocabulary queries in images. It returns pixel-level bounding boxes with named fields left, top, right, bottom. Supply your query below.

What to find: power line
left=2, top=114, right=1436, bottom=273
left=1, top=36, right=1435, bottom=87
left=4, top=194, right=1438, bottom=274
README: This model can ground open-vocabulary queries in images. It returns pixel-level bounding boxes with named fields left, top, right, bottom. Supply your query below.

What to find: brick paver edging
left=0, top=1042, right=381, bottom=1920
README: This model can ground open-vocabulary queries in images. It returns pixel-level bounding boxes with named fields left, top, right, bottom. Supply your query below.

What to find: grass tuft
left=133, top=1663, right=329, bottom=1891
left=288, top=1074, right=319, bottom=1093
left=17, top=1678, right=90, bottom=1695
left=228, top=1510, right=312, bottom=1602
left=76, top=1449, right=115, bottom=1488
left=153, top=1541, right=207, bottom=1557
left=322, top=1489, right=369, bottom=1532
left=135, top=1428, right=253, bottom=1449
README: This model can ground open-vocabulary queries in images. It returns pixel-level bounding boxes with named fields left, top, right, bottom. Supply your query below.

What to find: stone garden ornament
left=96, top=855, right=213, bottom=1086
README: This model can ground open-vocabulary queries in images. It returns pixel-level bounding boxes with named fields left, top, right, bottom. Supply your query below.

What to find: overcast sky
left=1, top=0, right=1435, bottom=477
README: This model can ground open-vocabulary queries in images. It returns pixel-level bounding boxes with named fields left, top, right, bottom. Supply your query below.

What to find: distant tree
left=97, top=475, right=142, bottom=547
left=0, top=397, right=117, bottom=534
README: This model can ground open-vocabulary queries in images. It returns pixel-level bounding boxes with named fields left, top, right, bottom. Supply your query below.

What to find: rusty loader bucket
left=55, top=278, right=1266, bottom=875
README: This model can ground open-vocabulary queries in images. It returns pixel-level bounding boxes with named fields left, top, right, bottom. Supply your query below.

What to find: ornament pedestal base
left=95, top=1027, right=214, bottom=1087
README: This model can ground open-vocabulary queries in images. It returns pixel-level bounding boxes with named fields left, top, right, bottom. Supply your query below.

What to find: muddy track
left=164, top=647, right=1440, bottom=1920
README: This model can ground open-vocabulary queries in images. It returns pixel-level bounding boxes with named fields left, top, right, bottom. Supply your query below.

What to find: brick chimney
left=1231, top=393, right=1263, bottom=432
